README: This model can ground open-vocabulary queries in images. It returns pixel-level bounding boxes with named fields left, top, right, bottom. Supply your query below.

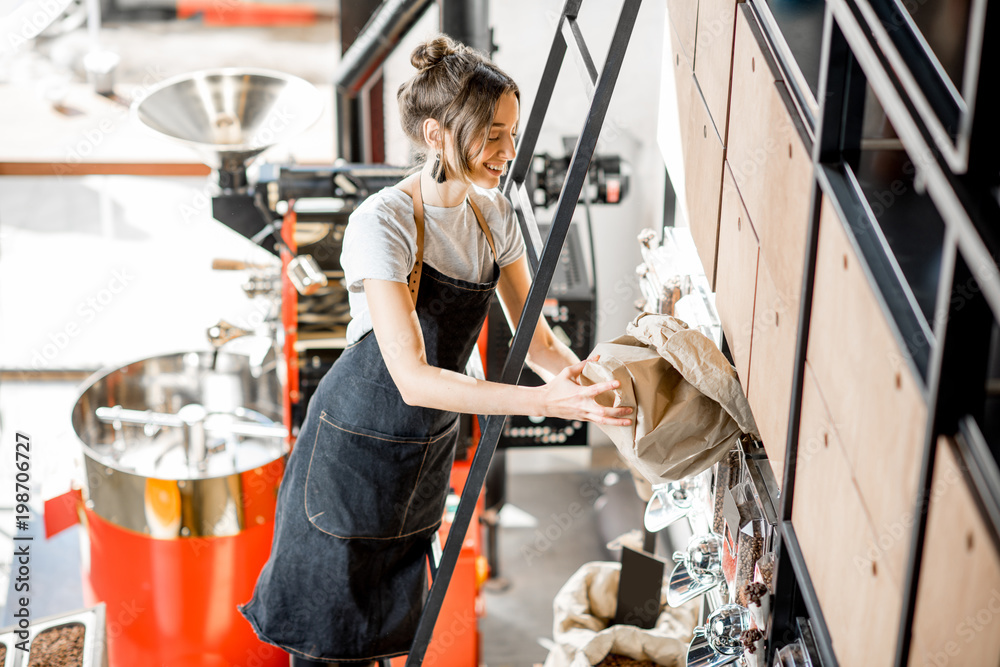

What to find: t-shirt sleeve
left=341, top=194, right=415, bottom=293
left=492, top=189, right=526, bottom=267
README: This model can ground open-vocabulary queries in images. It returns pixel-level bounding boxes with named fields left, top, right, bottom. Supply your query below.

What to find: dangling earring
left=433, top=152, right=447, bottom=183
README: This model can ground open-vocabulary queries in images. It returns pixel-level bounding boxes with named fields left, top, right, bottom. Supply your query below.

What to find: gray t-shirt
left=341, top=184, right=526, bottom=343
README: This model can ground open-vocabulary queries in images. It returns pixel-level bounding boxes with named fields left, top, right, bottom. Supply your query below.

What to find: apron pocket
left=304, top=411, right=459, bottom=540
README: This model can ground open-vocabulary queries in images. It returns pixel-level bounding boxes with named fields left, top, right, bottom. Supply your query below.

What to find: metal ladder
left=404, top=0, right=643, bottom=663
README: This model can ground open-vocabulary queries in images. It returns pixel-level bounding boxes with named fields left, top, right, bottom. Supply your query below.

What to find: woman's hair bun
left=411, top=35, right=460, bottom=71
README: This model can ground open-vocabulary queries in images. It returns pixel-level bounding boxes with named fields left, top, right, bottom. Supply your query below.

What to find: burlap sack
left=542, top=561, right=699, bottom=667
left=581, top=313, right=758, bottom=485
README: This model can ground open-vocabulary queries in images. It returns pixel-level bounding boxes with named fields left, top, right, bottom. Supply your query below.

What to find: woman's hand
left=538, top=356, right=633, bottom=426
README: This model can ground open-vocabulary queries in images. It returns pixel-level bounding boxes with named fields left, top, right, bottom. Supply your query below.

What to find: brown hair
left=397, top=35, right=519, bottom=182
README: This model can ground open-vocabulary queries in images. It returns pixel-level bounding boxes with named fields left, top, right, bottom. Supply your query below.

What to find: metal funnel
left=132, top=68, right=323, bottom=190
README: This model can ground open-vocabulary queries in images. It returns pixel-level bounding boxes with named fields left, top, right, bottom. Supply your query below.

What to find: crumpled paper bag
left=581, top=313, right=758, bottom=485
left=542, top=561, right=699, bottom=667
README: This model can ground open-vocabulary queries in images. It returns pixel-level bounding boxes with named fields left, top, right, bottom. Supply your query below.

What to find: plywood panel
left=694, top=0, right=740, bottom=144
left=793, top=362, right=902, bottom=667
left=680, top=81, right=726, bottom=288
left=667, top=0, right=699, bottom=68
left=669, top=21, right=695, bottom=146
left=746, top=251, right=797, bottom=487
left=715, top=162, right=758, bottom=389
left=908, top=437, right=1000, bottom=667
left=807, top=197, right=927, bottom=584
left=727, top=6, right=811, bottom=313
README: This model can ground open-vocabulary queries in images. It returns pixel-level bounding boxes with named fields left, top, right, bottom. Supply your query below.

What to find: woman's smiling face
left=465, top=92, right=519, bottom=189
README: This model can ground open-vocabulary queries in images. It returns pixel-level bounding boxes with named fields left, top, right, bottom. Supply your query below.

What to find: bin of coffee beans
left=15, top=603, right=105, bottom=667
left=755, top=552, right=775, bottom=592
left=27, top=623, right=85, bottom=667
left=735, top=530, right=764, bottom=606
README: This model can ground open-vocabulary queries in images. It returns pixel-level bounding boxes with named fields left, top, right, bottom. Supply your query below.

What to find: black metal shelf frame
left=852, top=0, right=989, bottom=175
left=775, top=522, right=839, bottom=667
left=827, top=0, right=1000, bottom=322
left=405, top=1, right=642, bottom=662
left=762, top=0, right=1000, bottom=666
left=748, top=0, right=822, bottom=136
left=812, top=164, right=933, bottom=385
left=957, top=416, right=1000, bottom=556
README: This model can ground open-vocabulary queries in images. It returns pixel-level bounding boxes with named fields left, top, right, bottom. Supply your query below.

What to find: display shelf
left=849, top=0, right=992, bottom=175
left=827, top=0, right=1000, bottom=323
left=661, top=0, right=1000, bottom=663
left=814, top=164, right=933, bottom=385
left=774, top=522, right=837, bottom=667
left=851, top=148, right=945, bottom=329
left=751, top=0, right=826, bottom=127
left=957, top=416, right=1000, bottom=552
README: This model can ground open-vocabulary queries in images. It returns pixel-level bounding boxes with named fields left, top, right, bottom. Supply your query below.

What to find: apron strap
left=467, top=197, right=498, bottom=263
left=409, top=179, right=426, bottom=307
left=409, top=178, right=499, bottom=307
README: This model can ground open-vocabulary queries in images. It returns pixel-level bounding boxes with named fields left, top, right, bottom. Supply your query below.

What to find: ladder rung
left=562, top=16, right=598, bottom=97
left=513, top=180, right=545, bottom=273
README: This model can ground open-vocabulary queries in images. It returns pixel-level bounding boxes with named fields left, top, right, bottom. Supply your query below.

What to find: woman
left=239, top=35, right=632, bottom=666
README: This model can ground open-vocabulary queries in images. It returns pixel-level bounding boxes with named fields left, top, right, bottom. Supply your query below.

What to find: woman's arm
left=363, top=278, right=631, bottom=425
left=495, top=254, right=578, bottom=382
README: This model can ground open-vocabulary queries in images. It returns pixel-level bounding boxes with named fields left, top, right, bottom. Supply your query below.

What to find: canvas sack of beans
left=581, top=313, right=758, bottom=485
left=543, top=561, right=699, bottom=667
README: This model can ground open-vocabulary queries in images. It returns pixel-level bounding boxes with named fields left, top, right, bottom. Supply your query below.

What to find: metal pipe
left=440, top=0, right=492, bottom=54
left=332, top=0, right=435, bottom=96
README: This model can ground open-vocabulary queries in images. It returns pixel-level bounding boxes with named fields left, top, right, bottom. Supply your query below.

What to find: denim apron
left=239, top=180, right=499, bottom=663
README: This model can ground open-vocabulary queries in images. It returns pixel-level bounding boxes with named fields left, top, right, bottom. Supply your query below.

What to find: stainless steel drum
left=70, top=351, right=290, bottom=666
left=72, top=350, right=287, bottom=539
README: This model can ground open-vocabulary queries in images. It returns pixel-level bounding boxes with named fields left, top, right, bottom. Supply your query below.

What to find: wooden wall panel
left=807, top=197, right=926, bottom=584
left=694, top=0, right=740, bottom=144
left=715, top=162, right=758, bottom=389
left=746, top=250, right=797, bottom=487
left=669, top=22, right=695, bottom=151
left=680, top=82, right=726, bottom=289
left=667, top=0, right=699, bottom=68
left=908, top=437, right=1000, bottom=667
left=726, top=6, right=811, bottom=313
left=669, top=9, right=725, bottom=289
left=793, top=362, right=902, bottom=667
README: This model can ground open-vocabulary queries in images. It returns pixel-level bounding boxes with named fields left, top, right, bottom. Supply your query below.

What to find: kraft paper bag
left=581, top=313, right=758, bottom=486
left=542, top=561, right=699, bottom=667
